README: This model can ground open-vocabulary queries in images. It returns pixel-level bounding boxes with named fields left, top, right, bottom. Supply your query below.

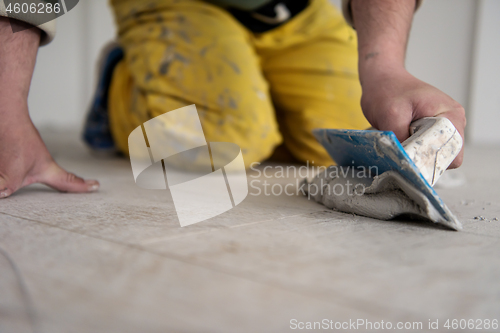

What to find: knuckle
left=383, top=106, right=409, bottom=129
left=450, top=102, right=466, bottom=118
left=65, top=172, right=83, bottom=184
left=66, top=173, right=77, bottom=183
left=450, top=149, right=464, bottom=169
left=385, top=107, right=401, bottom=122
left=450, top=155, right=463, bottom=169
left=457, top=107, right=467, bottom=126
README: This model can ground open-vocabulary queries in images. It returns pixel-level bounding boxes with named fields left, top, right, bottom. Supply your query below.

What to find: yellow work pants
left=108, top=0, right=370, bottom=168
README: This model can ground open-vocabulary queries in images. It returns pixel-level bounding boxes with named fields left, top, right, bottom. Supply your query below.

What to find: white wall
left=406, top=0, right=476, bottom=112
left=27, top=0, right=498, bottom=145
left=28, top=1, right=86, bottom=128
left=468, top=0, right=500, bottom=144
left=28, top=0, right=115, bottom=129
left=82, top=0, right=116, bottom=105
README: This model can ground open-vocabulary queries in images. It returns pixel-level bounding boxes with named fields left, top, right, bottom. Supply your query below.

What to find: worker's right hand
left=351, top=0, right=466, bottom=169
left=359, top=68, right=466, bottom=169
left=0, top=102, right=99, bottom=199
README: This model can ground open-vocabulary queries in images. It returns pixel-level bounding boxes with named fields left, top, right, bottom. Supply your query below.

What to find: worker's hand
left=350, top=0, right=466, bottom=169
left=0, top=17, right=99, bottom=199
left=360, top=68, right=466, bottom=168
left=0, top=102, right=99, bottom=199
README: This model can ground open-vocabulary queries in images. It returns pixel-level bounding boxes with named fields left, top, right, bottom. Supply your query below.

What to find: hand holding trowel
left=306, top=117, right=463, bottom=230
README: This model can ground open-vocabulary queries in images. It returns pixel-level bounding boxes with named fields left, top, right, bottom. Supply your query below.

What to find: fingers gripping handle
left=402, top=117, right=463, bottom=187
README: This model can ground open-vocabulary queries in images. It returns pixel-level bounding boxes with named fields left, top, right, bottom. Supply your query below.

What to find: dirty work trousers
left=108, top=0, right=370, bottom=168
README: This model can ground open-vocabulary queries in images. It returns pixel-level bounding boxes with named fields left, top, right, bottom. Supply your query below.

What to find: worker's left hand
left=360, top=68, right=466, bottom=168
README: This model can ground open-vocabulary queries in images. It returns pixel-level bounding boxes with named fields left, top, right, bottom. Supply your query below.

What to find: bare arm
left=0, top=17, right=99, bottom=198
left=351, top=0, right=466, bottom=168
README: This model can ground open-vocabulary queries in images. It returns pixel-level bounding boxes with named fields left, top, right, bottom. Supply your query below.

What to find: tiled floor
left=1, top=130, right=499, bottom=333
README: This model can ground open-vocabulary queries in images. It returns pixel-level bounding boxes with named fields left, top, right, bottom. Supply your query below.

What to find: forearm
left=0, top=17, right=40, bottom=122
left=351, top=0, right=416, bottom=80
